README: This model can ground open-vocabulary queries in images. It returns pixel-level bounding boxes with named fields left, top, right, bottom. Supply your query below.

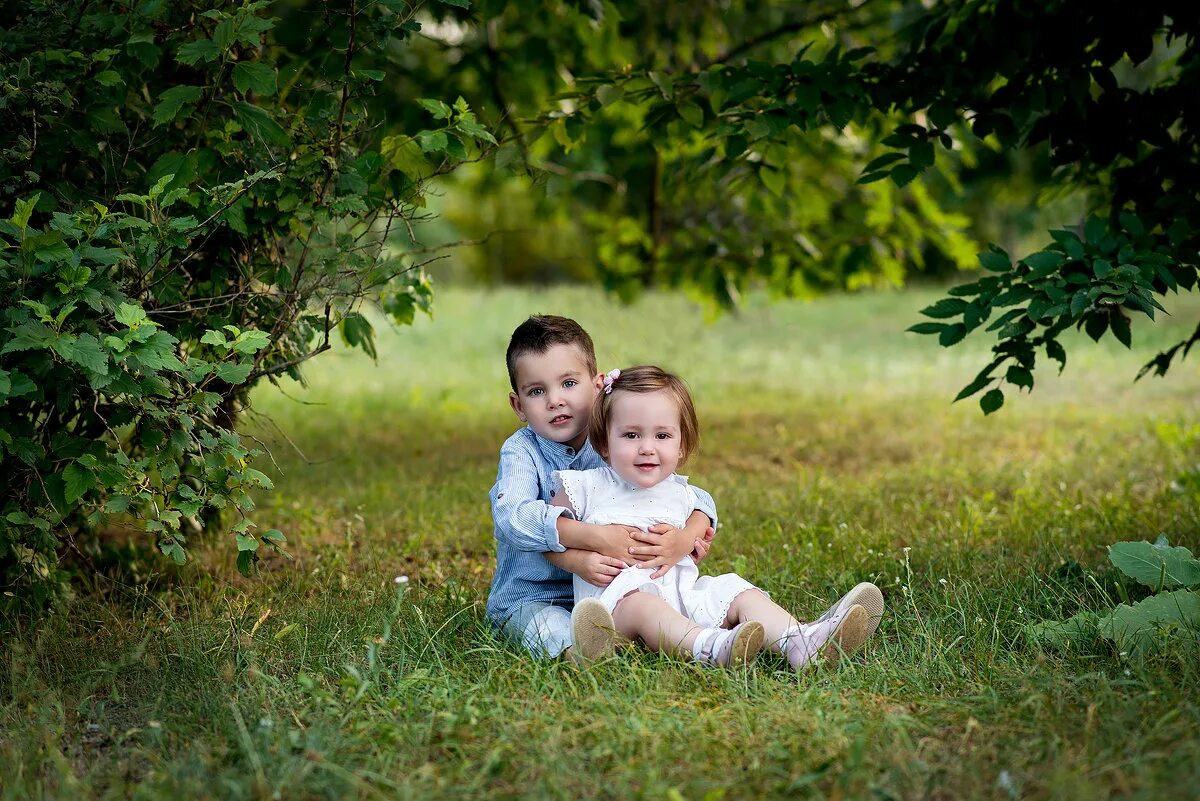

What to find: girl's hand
left=631, top=525, right=696, bottom=579
left=578, top=552, right=630, bottom=588
left=691, top=526, right=716, bottom=563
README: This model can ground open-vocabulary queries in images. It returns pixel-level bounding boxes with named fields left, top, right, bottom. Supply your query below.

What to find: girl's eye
left=656, top=432, right=672, bottom=440
left=622, top=432, right=638, bottom=439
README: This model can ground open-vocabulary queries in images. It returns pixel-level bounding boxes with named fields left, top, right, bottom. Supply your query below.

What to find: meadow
left=3, top=284, right=1199, bottom=800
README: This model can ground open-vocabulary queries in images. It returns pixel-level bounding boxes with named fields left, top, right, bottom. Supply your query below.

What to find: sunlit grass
left=3, top=285, right=1199, bottom=799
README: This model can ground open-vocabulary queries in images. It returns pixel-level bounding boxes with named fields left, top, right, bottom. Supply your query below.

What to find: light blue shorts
left=500, top=600, right=573, bottom=659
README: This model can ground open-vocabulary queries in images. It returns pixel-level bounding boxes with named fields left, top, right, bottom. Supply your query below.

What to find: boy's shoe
left=569, top=598, right=617, bottom=664
left=694, top=621, right=765, bottom=668
left=814, top=582, right=884, bottom=640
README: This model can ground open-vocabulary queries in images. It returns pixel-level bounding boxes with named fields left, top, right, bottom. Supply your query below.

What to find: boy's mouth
left=549, top=414, right=572, bottom=426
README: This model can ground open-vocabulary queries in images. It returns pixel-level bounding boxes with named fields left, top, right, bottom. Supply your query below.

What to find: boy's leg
left=501, top=601, right=573, bottom=659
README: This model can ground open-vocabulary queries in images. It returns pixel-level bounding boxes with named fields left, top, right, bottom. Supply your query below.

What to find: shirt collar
left=531, top=427, right=591, bottom=467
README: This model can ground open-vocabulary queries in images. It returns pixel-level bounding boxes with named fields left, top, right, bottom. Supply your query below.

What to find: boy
left=486, top=315, right=717, bottom=662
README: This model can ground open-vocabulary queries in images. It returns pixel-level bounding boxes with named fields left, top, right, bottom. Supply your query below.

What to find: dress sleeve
left=551, top=469, right=590, bottom=522
left=672, top=474, right=717, bottom=527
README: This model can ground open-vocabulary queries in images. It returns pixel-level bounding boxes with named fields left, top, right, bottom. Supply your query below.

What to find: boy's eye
left=527, top=388, right=543, bottom=397
left=563, top=379, right=578, bottom=389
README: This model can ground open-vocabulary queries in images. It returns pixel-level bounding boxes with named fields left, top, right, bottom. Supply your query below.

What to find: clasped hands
left=597, top=522, right=716, bottom=580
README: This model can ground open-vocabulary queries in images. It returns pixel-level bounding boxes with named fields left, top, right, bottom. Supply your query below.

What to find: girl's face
left=605, top=389, right=683, bottom=489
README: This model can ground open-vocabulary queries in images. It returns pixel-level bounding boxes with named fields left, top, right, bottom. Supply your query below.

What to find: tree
left=394, top=1, right=1198, bottom=396
left=0, top=0, right=491, bottom=609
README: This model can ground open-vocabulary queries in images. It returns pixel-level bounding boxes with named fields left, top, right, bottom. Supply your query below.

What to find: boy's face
left=509, top=344, right=602, bottom=451
left=605, top=389, right=683, bottom=489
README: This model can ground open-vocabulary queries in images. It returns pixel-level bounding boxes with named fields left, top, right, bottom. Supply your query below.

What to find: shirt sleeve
left=489, top=439, right=569, bottom=553
left=688, top=482, right=718, bottom=527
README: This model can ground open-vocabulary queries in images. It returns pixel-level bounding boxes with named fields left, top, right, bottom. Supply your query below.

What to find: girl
left=551, top=365, right=883, bottom=670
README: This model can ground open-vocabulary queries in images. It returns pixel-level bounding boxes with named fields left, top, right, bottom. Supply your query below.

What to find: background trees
left=3, top=0, right=1197, bottom=605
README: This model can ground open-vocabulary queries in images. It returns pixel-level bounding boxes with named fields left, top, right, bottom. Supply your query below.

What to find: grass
left=3, top=284, right=1200, bottom=799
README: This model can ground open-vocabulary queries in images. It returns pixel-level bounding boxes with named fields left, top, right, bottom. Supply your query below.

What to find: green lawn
left=4, top=285, right=1199, bottom=799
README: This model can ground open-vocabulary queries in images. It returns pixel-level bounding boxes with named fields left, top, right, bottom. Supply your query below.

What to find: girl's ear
left=508, top=392, right=528, bottom=422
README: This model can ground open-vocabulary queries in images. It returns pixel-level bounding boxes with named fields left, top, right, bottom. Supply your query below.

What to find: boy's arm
left=549, top=491, right=642, bottom=562
left=490, top=442, right=572, bottom=553
left=545, top=548, right=628, bottom=587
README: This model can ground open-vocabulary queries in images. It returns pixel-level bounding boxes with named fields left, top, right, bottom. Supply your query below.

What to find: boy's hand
left=596, top=524, right=642, bottom=561
left=577, top=552, right=631, bottom=588
left=691, top=526, right=716, bottom=563
left=630, top=524, right=697, bottom=579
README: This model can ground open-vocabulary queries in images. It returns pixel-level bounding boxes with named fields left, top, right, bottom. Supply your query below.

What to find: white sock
left=779, top=620, right=838, bottom=670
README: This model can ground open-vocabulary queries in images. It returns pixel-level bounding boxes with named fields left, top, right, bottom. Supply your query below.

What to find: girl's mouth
left=635, top=463, right=658, bottom=471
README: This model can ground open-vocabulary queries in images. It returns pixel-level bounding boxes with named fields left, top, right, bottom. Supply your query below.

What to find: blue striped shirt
left=485, top=426, right=717, bottom=625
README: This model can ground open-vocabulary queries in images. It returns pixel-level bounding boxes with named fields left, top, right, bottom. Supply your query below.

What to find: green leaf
left=1099, top=590, right=1200, bottom=656
left=263, top=529, right=286, bottom=544
left=863, top=152, right=906, bottom=172
left=152, top=85, right=203, bottom=125
left=920, top=298, right=968, bottom=319
left=456, top=117, right=497, bottom=145
left=200, top=329, right=228, bottom=347
left=938, top=323, right=966, bottom=346
left=889, top=164, right=919, bottom=187
left=115, top=302, right=149, bottom=328
left=232, top=61, right=277, bottom=96
left=176, top=39, right=221, bottom=66
left=1045, top=339, right=1067, bottom=372
left=95, top=69, right=125, bottom=87
left=62, top=334, right=110, bottom=376
left=1093, top=259, right=1113, bottom=278
left=1025, top=612, right=1100, bottom=652
left=233, top=101, right=291, bottom=147
left=979, top=388, right=1004, bottom=415
left=63, top=462, right=93, bottom=504
left=237, top=549, right=256, bottom=577
left=677, top=101, right=704, bottom=127
left=649, top=70, right=674, bottom=99
left=215, top=361, right=252, bottom=384
left=1108, top=541, right=1200, bottom=589
left=243, top=468, right=274, bottom=489
left=417, top=98, right=452, bottom=119
left=1024, top=250, right=1064, bottom=277
left=906, top=322, right=947, bottom=335
left=11, top=193, right=41, bottom=230
left=236, top=533, right=260, bottom=552
left=1110, top=311, right=1132, bottom=348
left=1005, top=365, right=1034, bottom=390
left=339, top=312, right=377, bottom=360
left=596, top=84, right=624, bottom=107
left=954, top=370, right=993, bottom=402
left=978, top=248, right=1011, bottom=272
left=759, top=165, right=786, bottom=197
left=231, top=329, right=270, bottom=355
left=417, top=130, right=449, bottom=153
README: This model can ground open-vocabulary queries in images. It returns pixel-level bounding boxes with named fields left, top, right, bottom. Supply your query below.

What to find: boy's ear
left=592, top=372, right=605, bottom=391
left=508, top=391, right=528, bottom=422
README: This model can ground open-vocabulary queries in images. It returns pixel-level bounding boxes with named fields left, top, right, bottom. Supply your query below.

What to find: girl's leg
left=725, top=589, right=869, bottom=670
left=612, top=591, right=764, bottom=666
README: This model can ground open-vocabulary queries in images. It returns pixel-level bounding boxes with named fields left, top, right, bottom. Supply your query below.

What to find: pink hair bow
left=602, top=368, right=621, bottom=394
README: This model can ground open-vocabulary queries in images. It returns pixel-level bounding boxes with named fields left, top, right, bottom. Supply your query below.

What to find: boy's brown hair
left=589, top=365, right=700, bottom=463
left=505, top=315, right=598, bottom=392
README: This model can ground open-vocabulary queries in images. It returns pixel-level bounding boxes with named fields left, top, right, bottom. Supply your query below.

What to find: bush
left=0, top=0, right=491, bottom=610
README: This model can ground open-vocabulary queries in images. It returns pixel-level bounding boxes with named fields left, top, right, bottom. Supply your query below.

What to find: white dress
left=553, top=465, right=756, bottom=629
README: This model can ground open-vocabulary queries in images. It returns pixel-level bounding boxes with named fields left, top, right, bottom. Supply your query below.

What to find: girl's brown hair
left=589, top=365, right=700, bottom=463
